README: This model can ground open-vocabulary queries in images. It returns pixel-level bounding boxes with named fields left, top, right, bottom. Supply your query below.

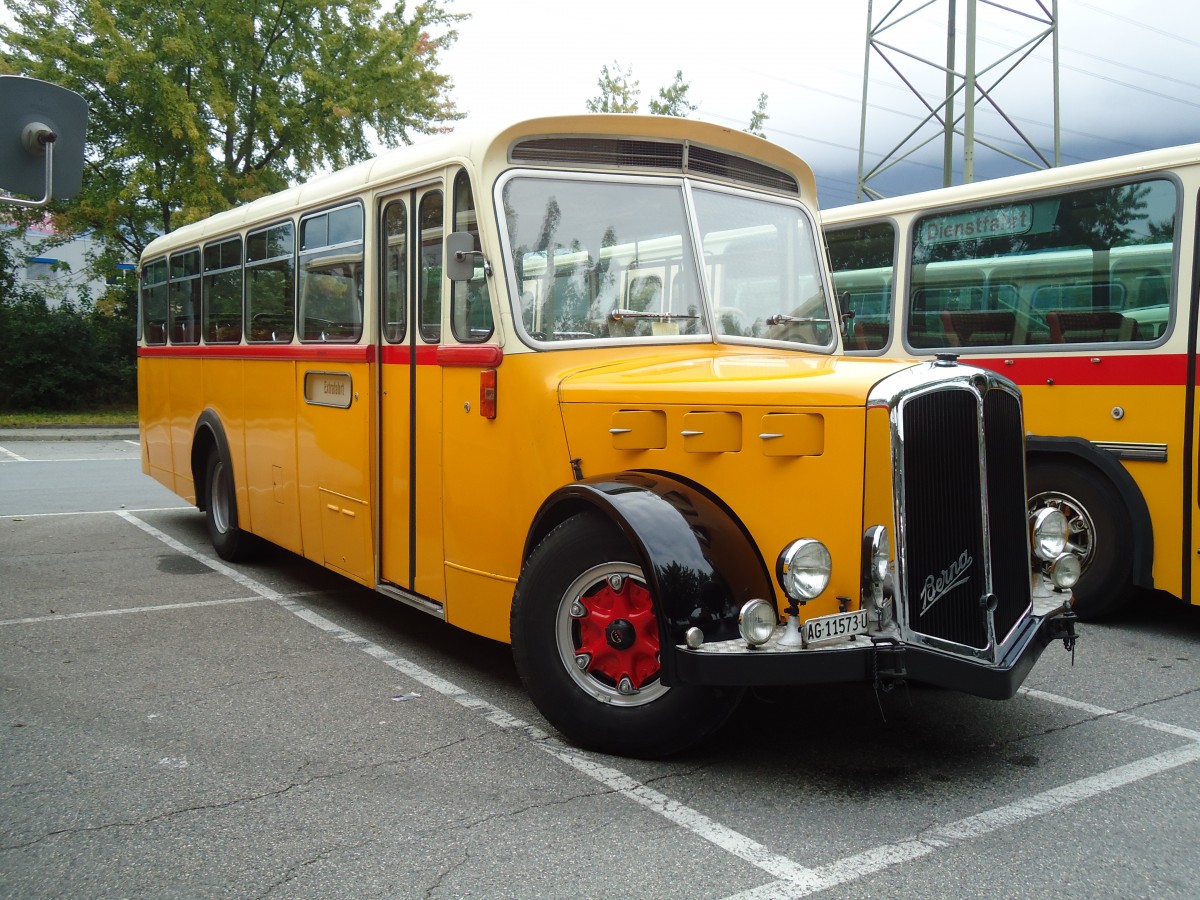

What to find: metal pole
left=963, top=0, right=977, bottom=183
left=857, top=0, right=874, bottom=201
left=943, top=0, right=958, bottom=186
left=1052, top=0, right=1061, bottom=166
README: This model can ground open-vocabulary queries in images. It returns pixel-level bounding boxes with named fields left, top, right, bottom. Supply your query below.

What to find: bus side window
left=141, top=257, right=169, bottom=345
left=299, top=204, right=364, bottom=343
left=203, top=236, right=243, bottom=343
left=246, top=222, right=296, bottom=343
left=824, top=221, right=895, bottom=353
left=419, top=191, right=443, bottom=343
left=168, top=248, right=200, bottom=345
left=382, top=200, right=408, bottom=344
left=450, top=169, right=493, bottom=343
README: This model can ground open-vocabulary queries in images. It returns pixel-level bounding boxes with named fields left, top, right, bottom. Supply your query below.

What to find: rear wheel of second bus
left=511, top=512, right=742, bottom=758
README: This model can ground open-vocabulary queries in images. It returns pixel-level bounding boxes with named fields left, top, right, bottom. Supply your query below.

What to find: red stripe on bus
left=138, top=344, right=376, bottom=362
left=379, top=344, right=503, bottom=367
left=437, top=344, right=503, bottom=367
left=380, top=345, right=438, bottom=366
left=967, top=353, right=1188, bottom=386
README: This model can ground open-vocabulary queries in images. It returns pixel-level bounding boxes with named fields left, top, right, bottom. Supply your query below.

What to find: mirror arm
left=454, top=249, right=493, bottom=278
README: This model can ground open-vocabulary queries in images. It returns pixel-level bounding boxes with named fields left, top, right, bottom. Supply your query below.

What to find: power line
left=1075, top=0, right=1200, bottom=49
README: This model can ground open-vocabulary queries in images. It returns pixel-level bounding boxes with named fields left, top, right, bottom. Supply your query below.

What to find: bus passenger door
left=379, top=186, right=446, bottom=601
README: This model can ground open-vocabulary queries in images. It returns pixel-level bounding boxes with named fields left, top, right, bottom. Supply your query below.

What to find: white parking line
left=113, top=510, right=1200, bottom=898
left=0, top=596, right=262, bottom=626
left=115, top=510, right=819, bottom=885
left=0, top=456, right=140, bottom=463
left=2, top=506, right=192, bottom=520
left=726, top=741, right=1200, bottom=899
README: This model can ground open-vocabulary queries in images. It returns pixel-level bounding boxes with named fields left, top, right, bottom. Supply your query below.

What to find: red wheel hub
left=576, top=576, right=660, bottom=690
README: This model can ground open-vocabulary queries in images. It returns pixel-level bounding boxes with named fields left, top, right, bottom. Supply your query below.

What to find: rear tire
left=204, top=447, right=258, bottom=562
left=1027, top=459, right=1133, bottom=620
left=511, top=512, right=742, bottom=758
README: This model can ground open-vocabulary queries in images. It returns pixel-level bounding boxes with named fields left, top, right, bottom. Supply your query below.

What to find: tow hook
left=1042, top=601, right=1079, bottom=665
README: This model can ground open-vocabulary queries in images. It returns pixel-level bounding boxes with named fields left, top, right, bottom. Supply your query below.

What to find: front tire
left=1027, top=459, right=1133, bottom=620
left=204, top=447, right=258, bottom=562
left=511, top=512, right=742, bottom=758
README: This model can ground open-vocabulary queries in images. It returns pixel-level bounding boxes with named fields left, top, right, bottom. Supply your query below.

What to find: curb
left=0, top=428, right=140, bottom=442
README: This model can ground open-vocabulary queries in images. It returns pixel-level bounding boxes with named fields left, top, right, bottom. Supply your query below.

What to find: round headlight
left=777, top=539, right=832, bottom=601
left=738, top=599, right=777, bottom=646
left=1049, top=552, right=1082, bottom=590
left=1031, top=507, right=1069, bottom=561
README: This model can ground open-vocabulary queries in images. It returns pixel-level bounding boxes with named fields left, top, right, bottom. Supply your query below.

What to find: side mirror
left=445, top=231, right=491, bottom=281
left=0, top=76, right=88, bottom=206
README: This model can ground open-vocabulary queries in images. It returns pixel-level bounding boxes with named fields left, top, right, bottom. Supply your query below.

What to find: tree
left=746, top=93, right=770, bottom=138
left=586, top=61, right=641, bottom=114
left=0, top=228, right=137, bottom=410
left=648, top=70, right=695, bottom=117
left=0, top=0, right=464, bottom=261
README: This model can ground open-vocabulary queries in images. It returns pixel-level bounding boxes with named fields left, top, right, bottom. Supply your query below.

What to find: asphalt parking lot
left=3, top=434, right=1199, bottom=898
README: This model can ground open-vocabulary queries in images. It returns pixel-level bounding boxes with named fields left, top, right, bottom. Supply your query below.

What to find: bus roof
left=143, top=114, right=818, bottom=262
left=822, top=142, right=1200, bottom=223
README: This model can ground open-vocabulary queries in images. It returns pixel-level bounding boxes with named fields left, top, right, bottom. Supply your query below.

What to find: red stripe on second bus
left=967, top=353, right=1188, bottom=387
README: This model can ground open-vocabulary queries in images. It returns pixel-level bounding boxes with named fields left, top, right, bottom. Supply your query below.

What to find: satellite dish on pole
left=0, top=75, right=88, bottom=207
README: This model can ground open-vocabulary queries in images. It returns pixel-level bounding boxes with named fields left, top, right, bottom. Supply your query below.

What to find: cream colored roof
left=143, top=114, right=818, bottom=261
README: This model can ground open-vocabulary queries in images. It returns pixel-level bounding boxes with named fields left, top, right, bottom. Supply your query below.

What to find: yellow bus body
left=137, top=114, right=1077, bottom=756
left=823, top=143, right=1200, bottom=615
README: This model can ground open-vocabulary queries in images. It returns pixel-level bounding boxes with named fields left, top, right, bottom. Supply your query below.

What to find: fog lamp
left=864, top=525, right=890, bottom=585
left=777, top=539, right=832, bottom=601
left=738, top=599, right=778, bottom=646
left=1031, top=508, right=1069, bottom=561
left=1049, top=552, right=1082, bottom=590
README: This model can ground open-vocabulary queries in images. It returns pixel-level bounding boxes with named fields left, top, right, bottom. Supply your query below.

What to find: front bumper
left=669, top=610, right=1078, bottom=700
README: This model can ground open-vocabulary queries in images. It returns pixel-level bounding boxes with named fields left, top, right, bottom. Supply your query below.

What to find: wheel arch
left=191, top=409, right=232, bottom=514
left=1026, top=434, right=1154, bottom=590
left=524, top=471, right=775, bottom=684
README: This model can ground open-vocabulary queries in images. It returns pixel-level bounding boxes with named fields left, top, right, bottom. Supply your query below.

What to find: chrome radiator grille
left=897, top=377, right=1031, bottom=653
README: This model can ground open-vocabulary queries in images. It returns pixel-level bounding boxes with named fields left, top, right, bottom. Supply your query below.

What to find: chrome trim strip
left=1093, top=441, right=1168, bottom=462
left=376, top=583, right=445, bottom=619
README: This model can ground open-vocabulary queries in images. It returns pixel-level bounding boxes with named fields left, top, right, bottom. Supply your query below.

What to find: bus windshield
left=500, top=175, right=833, bottom=348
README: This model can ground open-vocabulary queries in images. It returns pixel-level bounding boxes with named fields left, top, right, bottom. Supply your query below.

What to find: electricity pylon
left=856, top=0, right=1060, bottom=200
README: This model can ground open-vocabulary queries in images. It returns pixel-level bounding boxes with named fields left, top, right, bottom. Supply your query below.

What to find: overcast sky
left=438, top=0, right=1200, bottom=207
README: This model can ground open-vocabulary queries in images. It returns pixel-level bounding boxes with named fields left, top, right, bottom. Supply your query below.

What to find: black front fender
left=526, top=472, right=775, bottom=684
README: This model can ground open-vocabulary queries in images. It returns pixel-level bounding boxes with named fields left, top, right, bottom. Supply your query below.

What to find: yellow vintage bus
left=822, top=143, right=1200, bottom=620
left=139, top=115, right=1078, bottom=757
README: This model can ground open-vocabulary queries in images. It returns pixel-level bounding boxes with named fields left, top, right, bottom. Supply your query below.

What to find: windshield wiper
left=609, top=309, right=700, bottom=322
left=765, top=313, right=831, bottom=326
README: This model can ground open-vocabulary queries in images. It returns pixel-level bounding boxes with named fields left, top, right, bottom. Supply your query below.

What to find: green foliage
left=586, top=61, right=641, bottom=114
left=746, top=93, right=770, bottom=138
left=0, top=231, right=136, bottom=411
left=0, top=0, right=464, bottom=260
left=647, top=71, right=695, bottom=117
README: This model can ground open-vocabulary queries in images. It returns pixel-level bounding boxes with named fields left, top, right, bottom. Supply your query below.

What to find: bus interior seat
left=1046, top=310, right=1134, bottom=343
left=940, top=310, right=1016, bottom=347
left=846, top=320, right=890, bottom=351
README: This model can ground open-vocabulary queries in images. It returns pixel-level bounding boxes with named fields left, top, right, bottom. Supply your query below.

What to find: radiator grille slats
left=984, top=389, right=1031, bottom=641
left=901, top=389, right=989, bottom=648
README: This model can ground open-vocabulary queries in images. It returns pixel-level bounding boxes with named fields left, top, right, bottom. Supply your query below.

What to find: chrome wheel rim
left=555, top=561, right=668, bottom=707
left=210, top=459, right=231, bottom=535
